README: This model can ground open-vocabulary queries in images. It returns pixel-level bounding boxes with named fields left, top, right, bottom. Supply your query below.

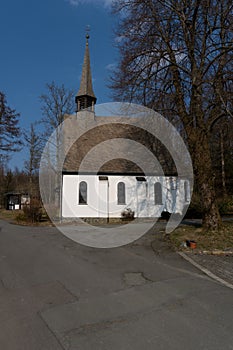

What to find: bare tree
left=39, top=82, right=75, bottom=168
left=23, top=123, right=42, bottom=196
left=39, top=82, right=75, bottom=217
left=39, top=81, right=75, bottom=136
left=0, top=91, right=22, bottom=155
left=211, top=117, right=233, bottom=197
left=111, top=0, right=233, bottom=230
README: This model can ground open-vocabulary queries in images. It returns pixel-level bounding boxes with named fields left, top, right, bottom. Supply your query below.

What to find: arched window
left=184, top=181, right=189, bottom=202
left=117, top=182, right=126, bottom=204
left=154, top=182, right=162, bottom=205
left=79, top=181, right=87, bottom=204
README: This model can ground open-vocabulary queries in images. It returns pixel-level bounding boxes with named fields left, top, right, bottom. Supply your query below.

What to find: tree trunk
left=220, top=130, right=227, bottom=197
left=199, top=180, right=221, bottom=230
left=189, top=129, right=221, bottom=230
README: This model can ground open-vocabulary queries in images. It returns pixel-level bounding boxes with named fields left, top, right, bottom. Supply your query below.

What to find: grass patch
left=0, top=208, right=52, bottom=226
left=0, top=209, right=18, bottom=221
left=170, top=222, right=233, bottom=251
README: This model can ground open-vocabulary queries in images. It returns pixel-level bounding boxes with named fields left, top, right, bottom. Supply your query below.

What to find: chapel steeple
left=75, top=33, right=97, bottom=112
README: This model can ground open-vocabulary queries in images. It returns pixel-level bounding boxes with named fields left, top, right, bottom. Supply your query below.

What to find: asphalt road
left=0, top=219, right=232, bottom=350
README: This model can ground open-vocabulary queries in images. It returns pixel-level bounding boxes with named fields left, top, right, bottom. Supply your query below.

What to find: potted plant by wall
left=121, top=208, right=135, bottom=222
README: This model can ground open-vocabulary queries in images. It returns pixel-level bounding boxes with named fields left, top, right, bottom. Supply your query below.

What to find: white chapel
left=61, top=35, right=191, bottom=221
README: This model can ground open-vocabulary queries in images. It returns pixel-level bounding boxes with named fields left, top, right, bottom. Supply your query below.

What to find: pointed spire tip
left=86, top=25, right=90, bottom=42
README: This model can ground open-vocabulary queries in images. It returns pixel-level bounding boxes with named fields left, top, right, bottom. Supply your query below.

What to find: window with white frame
left=79, top=181, right=87, bottom=204
left=184, top=181, right=189, bottom=202
left=154, top=182, right=163, bottom=205
left=117, top=182, right=126, bottom=204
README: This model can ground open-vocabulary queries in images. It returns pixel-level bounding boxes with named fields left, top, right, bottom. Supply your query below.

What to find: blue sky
left=1, top=0, right=117, bottom=170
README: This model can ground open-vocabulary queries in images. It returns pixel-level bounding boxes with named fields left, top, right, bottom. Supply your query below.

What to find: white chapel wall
left=62, top=175, right=190, bottom=218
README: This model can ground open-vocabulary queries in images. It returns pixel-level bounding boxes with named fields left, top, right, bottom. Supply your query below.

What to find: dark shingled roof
left=62, top=116, right=177, bottom=176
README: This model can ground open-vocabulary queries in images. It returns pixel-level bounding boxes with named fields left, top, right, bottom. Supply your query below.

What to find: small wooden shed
left=4, top=192, right=30, bottom=210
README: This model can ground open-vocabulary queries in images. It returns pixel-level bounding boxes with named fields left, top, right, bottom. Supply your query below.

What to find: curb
left=178, top=251, right=233, bottom=291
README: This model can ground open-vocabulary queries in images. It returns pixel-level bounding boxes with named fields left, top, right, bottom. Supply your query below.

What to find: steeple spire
left=75, top=33, right=97, bottom=112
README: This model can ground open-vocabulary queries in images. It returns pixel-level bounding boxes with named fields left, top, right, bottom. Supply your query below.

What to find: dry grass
left=0, top=209, right=53, bottom=226
left=170, top=222, right=233, bottom=251
left=0, top=209, right=18, bottom=221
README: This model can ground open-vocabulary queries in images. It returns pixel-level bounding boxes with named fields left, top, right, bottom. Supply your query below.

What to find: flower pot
left=189, top=240, right=197, bottom=249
